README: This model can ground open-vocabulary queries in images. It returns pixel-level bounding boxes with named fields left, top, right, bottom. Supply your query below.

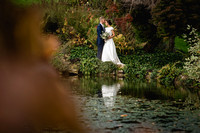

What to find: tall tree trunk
left=167, top=36, right=175, bottom=52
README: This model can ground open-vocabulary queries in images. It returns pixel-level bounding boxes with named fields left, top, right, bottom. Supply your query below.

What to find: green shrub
left=120, top=50, right=184, bottom=80
left=42, top=1, right=67, bottom=33
left=150, top=69, right=159, bottom=79
left=69, top=46, right=118, bottom=75
left=175, top=36, right=188, bottom=53
left=56, top=19, right=77, bottom=43
left=86, top=17, right=99, bottom=47
left=158, top=63, right=182, bottom=85
left=13, top=0, right=40, bottom=5
left=98, top=61, right=118, bottom=74
left=79, top=58, right=117, bottom=75
left=123, top=62, right=150, bottom=79
left=119, top=50, right=184, bottom=69
left=69, top=46, right=96, bottom=60
left=52, top=7, right=102, bottom=48
left=64, top=8, right=100, bottom=37
left=50, top=51, right=68, bottom=72
left=80, top=58, right=100, bottom=75
left=183, top=25, right=200, bottom=82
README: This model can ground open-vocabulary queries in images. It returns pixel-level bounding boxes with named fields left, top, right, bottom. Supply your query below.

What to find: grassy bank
left=51, top=45, right=193, bottom=88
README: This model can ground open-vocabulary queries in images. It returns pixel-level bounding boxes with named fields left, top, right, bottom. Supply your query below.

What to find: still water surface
left=64, top=77, right=200, bottom=133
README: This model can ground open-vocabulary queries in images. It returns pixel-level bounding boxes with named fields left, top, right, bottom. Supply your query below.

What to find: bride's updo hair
left=107, top=19, right=112, bottom=26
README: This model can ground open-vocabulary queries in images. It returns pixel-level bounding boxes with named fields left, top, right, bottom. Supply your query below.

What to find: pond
left=63, top=76, right=200, bottom=133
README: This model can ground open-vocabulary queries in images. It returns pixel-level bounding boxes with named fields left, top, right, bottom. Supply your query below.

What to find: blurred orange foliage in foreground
left=0, top=1, right=83, bottom=132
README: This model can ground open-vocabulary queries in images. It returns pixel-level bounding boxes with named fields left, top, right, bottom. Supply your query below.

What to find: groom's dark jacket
left=97, top=23, right=105, bottom=46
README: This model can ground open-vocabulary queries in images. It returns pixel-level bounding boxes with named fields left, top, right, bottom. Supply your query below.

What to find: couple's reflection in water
left=101, top=83, right=121, bottom=108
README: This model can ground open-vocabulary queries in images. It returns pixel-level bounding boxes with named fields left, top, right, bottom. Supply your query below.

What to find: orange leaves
left=125, top=14, right=133, bottom=22
left=106, top=3, right=119, bottom=16
left=120, top=114, right=128, bottom=117
left=115, top=14, right=133, bottom=33
left=114, top=33, right=127, bottom=48
left=114, top=32, right=134, bottom=55
left=72, top=34, right=87, bottom=46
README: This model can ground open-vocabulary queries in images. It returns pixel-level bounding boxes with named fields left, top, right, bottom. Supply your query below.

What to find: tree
left=121, top=0, right=160, bottom=10
left=152, top=0, right=186, bottom=52
left=183, top=0, right=200, bottom=30
left=131, top=4, right=160, bottom=52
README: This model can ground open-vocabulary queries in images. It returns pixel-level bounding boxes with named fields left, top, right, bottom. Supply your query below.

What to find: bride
left=101, top=20, right=124, bottom=66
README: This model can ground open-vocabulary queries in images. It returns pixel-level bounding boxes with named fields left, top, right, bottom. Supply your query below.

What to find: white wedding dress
left=101, top=27, right=124, bottom=65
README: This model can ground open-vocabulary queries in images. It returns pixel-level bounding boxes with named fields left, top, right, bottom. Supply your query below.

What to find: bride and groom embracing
left=97, top=17, right=124, bottom=66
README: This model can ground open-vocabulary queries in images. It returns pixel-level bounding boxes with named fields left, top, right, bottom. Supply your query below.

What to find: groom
left=97, top=17, right=105, bottom=60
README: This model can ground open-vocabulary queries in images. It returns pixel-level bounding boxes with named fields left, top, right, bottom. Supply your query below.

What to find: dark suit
left=97, top=23, right=105, bottom=60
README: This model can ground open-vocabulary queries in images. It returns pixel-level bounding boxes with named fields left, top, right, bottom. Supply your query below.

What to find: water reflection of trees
left=77, top=77, right=119, bottom=96
left=69, top=76, right=200, bottom=109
